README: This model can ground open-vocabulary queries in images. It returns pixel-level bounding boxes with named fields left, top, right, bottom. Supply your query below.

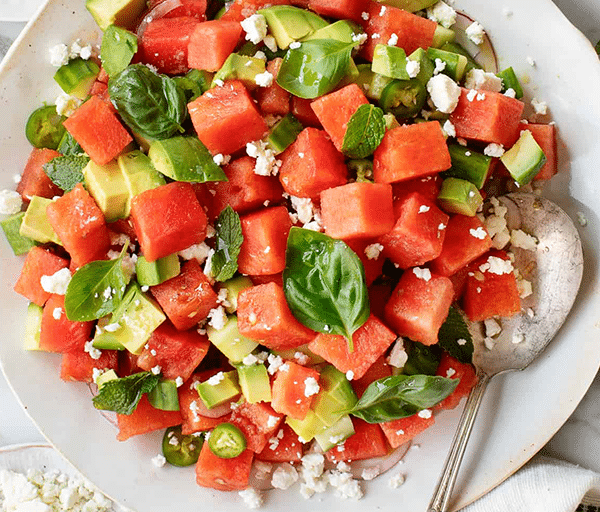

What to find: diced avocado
left=444, top=144, right=494, bottom=189
left=372, top=44, right=410, bottom=80
left=54, top=58, right=100, bottom=100
left=286, top=409, right=328, bottom=443
left=237, top=363, right=272, bottom=403
left=312, top=365, right=357, bottom=427
left=212, top=53, right=266, bottom=90
left=136, top=254, right=181, bottom=287
left=383, top=113, right=401, bottom=131
left=196, top=370, right=240, bottom=409
left=347, top=159, right=374, bottom=183
left=375, top=0, right=437, bottom=11
left=258, top=6, right=328, bottom=49
left=23, top=303, right=43, bottom=351
left=220, top=276, right=253, bottom=314
left=266, top=113, right=304, bottom=154
left=1, top=212, right=37, bottom=256
left=107, top=282, right=166, bottom=354
left=117, top=150, right=165, bottom=207
left=207, top=315, right=259, bottom=363
left=314, top=414, right=355, bottom=452
left=337, top=58, right=360, bottom=89
left=407, top=48, right=435, bottom=87
left=92, top=315, right=126, bottom=350
left=83, top=159, right=130, bottom=222
left=301, top=20, right=359, bottom=44
left=354, top=64, right=393, bottom=102
left=148, top=379, right=180, bottom=411
left=437, top=177, right=483, bottom=216
left=86, top=0, right=147, bottom=31
left=500, top=130, right=547, bottom=185
left=19, top=196, right=62, bottom=246
left=431, top=25, right=456, bottom=49
left=496, top=67, right=524, bottom=99
left=95, top=369, right=118, bottom=389
left=426, top=47, right=468, bottom=82
left=100, top=25, right=138, bottom=78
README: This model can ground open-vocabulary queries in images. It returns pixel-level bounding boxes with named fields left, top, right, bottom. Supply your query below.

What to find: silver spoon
left=427, top=192, right=584, bottom=512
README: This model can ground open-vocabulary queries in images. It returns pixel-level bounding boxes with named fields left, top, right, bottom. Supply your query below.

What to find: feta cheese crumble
left=413, top=267, right=432, bottom=282
left=426, top=74, right=460, bottom=113
left=469, top=227, right=487, bottom=240
left=405, top=58, right=420, bottom=78
left=531, top=97, right=548, bottom=115
left=207, top=371, right=225, bottom=386
left=49, top=43, right=69, bottom=67
left=151, top=454, right=167, bottom=468
left=426, top=1, right=457, bottom=28
left=364, top=243, right=384, bottom=260
left=40, top=268, right=72, bottom=295
left=178, top=242, right=212, bottom=263
left=464, top=69, right=503, bottom=92
left=304, top=377, right=320, bottom=397
left=255, top=70, right=274, bottom=87
left=479, top=255, right=514, bottom=275
left=239, top=488, right=264, bottom=509
left=271, top=464, right=299, bottom=490
left=55, top=93, right=82, bottom=117
left=465, top=21, right=485, bottom=45
left=0, top=189, right=22, bottom=215
left=484, top=143, right=505, bottom=157
left=84, top=340, right=102, bottom=360
left=246, top=140, right=281, bottom=176
left=442, top=119, right=456, bottom=138
left=418, top=408, right=432, bottom=419
left=207, top=306, right=228, bottom=330
left=240, top=14, right=268, bottom=45
left=510, top=229, right=538, bottom=250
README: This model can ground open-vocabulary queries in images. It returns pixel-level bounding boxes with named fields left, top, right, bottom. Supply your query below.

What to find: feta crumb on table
left=0, top=189, right=22, bottom=215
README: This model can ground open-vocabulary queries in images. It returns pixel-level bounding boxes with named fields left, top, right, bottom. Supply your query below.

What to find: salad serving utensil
left=427, top=192, right=584, bottom=512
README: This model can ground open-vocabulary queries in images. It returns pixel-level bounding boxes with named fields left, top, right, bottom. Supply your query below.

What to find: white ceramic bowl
left=1, top=1, right=600, bottom=511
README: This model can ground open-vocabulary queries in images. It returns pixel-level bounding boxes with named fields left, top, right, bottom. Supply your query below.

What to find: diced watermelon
left=16, top=148, right=62, bottom=202
left=229, top=401, right=283, bottom=453
left=310, top=84, right=369, bottom=152
left=448, top=264, right=470, bottom=302
left=271, top=361, right=320, bottom=420
left=40, top=294, right=93, bottom=353
left=60, top=350, right=119, bottom=382
left=195, top=444, right=254, bottom=491
left=250, top=273, right=284, bottom=287
left=116, top=395, right=183, bottom=441
left=326, top=418, right=388, bottom=463
left=434, top=353, right=477, bottom=410
left=147, top=0, right=207, bottom=18
left=430, top=215, right=492, bottom=276
left=308, top=0, right=364, bottom=23
left=450, top=88, right=524, bottom=147
left=108, top=218, right=138, bottom=243
left=380, top=412, right=435, bottom=449
left=118, top=351, right=142, bottom=377
left=187, top=19, right=243, bottom=72
left=367, top=284, right=392, bottom=321
left=320, top=182, right=394, bottom=240
left=384, top=269, right=454, bottom=346
left=13, top=247, right=69, bottom=307
left=188, top=80, right=268, bottom=156
left=237, top=206, right=292, bottom=276
left=130, top=182, right=207, bottom=262
left=220, top=0, right=289, bottom=22
left=63, top=96, right=133, bottom=166
left=237, top=282, right=316, bottom=350
left=255, top=58, right=291, bottom=116
left=351, top=356, right=391, bottom=397
left=308, top=314, right=397, bottom=380
left=278, top=127, right=347, bottom=199
left=46, top=183, right=111, bottom=268
left=256, top=424, right=303, bottom=462
left=373, top=121, right=451, bottom=184
left=462, top=250, right=521, bottom=321
left=151, top=259, right=218, bottom=330
left=136, top=321, right=209, bottom=381
left=518, top=122, right=557, bottom=180
left=392, top=174, right=442, bottom=203
left=291, top=97, right=322, bottom=128
left=360, top=1, right=437, bottom=61
left=378, top=192, right=449, bottom=269
left=344, top=238, right=385, bottom=286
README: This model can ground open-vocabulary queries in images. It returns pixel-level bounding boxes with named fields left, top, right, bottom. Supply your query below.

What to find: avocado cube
left=500, top=130, right=547, bottom=185
left=301, top=20, right=359, bottom=44
left=93, top=315, right=126, bottom=351
left=136, top=254, right=181, bottom=287
left=212, top=53, right=266, bottom=90
left=117, top=150, right=165, bottom=206
left=24, top=303, right=43, bottom=351
left=1, top=212, right=37, bottom=255
left=95, top=369, right=119, bottom=389
left=19, top=196, right=62, bottom=246
left=314, top=414, right=355, bottom=452
left=372, top=44, right=410, bottom=80
left=86, top=0, right=147, bottom=31
left=258, top=5, right=328, bottom=49
left=83, top=159, right=130, bottom=221
left=312, top=365, right=358, bottom=427
left=286, top=409, right=328, bottom=443
left=237, top=363, right=272, bottom=403
left=408, top=48, right=434, bottom=87
left=426, top=47, right=468, bottom=82
left=196, top=371, right=240, bottom=409
left=431, top=25, right=456, bottom=49
left=207, top=315, right=259, bottom=363
left=437, top=177, right=483, bottom=216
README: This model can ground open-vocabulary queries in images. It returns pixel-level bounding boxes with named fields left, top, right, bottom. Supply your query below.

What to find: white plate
left=0, top=0, right=47, bottom=22
left=1, top=1, right=600, bottom=511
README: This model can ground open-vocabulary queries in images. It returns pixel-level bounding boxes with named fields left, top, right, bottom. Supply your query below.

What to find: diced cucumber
left=286, top=410, right=328, bottom=443
left=301, top=20, right=360, bottom=43
left=24, top=303, right=43, bottom=351
left=354, top=64, right=393, bottom=102
left=500, top=130, right=547, bottom=185
left=1, top=212, right=37, bottom=256
left=207, top=315, right=258, bottom=363
left=19, top=196, right=62, bottom=246
left=426, top=47, right=468, bottom=82
left=444, top=144, right=493, bottom=189
left=136, top=254, right=181, bottom=287
left=237, top=363, right=272, bottom=403
left=372, top=44, right=410, bottom=80
left=219, top=276, right=253, bottom=314
left=266, top=114, right=304, bottom=154
left=54, top=58, right=100, bottom=100
left=196, top=371, right=240, bottom=409
left=148, top=379, right=180, bottom=411
left=407, top=48, right=435, bottom=87
left=497, top=67, right=524, bottom=99
left=314, top=415, right=355, bottom=452
left=439, top=42, right=482, bottom=74
left=431, top=25, right=455, bottom=49
left=437, top=177, right=483, bottom=216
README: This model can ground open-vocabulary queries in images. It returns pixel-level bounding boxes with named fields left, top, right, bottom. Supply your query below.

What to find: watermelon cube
left=271, top=361, right=320, bottom=420
left=380, top=412, right=435, bottom=449
left=434, top=353, right=478, bottom=410
left=117, top=395, right=183, bottom=441
left=518, top=122, right=557, bottom=181
left=16, top=148, right=62, bottom=202
left=195, top=444, right=254, bottom=491
left=326, top=418, right=388, bottom=463
left=40, top=294, right=93, bottom=353
left=188, top=19, right=243, bottom=72
left=229, top=401, right=283, bottom=453
left=256, top=423, right=303, bottom=463
left=60, top=350, right=118, bottom=382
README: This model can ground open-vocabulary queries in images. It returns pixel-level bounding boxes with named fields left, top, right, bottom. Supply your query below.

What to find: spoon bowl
left=427, top=192, right=583, bottom=512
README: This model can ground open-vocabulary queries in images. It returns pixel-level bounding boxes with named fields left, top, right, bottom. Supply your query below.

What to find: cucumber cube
left=54, top=58, right=100, bottom=100
left=445, top=144, right=494, bottom=189
left=237, top=363, right=272, bottom=403
left=24, top=303, right=43, bottom=351
left=266, top=114, right=304, bottom=154
left=314, top=414, right=355, bottom=452
left=426, top=47, right=468, bottom=82
left=207, top=315, right=258, bottom=363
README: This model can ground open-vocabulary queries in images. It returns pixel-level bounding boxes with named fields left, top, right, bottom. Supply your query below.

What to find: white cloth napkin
left=461, top=455, right=600, bottom=512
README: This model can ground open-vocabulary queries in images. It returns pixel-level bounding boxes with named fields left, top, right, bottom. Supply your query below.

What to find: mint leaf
left=57, top=131, right=83, bottom=156
left=101, top=25, right=138, bottom=77
left=349, top=374, right=459, bottom=423
left=43, top=155, right=89, bottom=192
left=93, top=372, right=161, bottom=415
left=211, top=206, right=243, bottom=282
left=342, top=104, right=386, bottom=159
left=64, top=243, right=129, bottom=321
left=438, top=306, right=474, bottom=363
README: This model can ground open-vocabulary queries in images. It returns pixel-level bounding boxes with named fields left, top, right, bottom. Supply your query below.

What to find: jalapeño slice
left=162, top=425, right=203, bottom=467
left=379, top=78, right=427, bottom=120
left=25, top=105, right=66, bottom=150
left=207, top=422, right=247, bottom=459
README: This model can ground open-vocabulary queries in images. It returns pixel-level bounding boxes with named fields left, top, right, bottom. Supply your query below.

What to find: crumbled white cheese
left=464, top=69, right=503, bottom=92
left=512, top=332, right=525, bottom=344
left=345, top=370, right=354, bottom=381
left=388, top=472, right=406, bottom=489
left=151, top=454, right=166, bottom=468
left=240, top=14, right=268, bottom=45
left=433, top=58, right=447, bottom=75
left=418, top=205, right=430, bottom=214
left=405, top=58, right=420, bottom=78
left=255, top=70, right=274, bottom=87
left=69, top=39, right=92, bottom=60
left=0, top=189, right=22, bottom=215
left=361, top=467, right=381, bottom=481
left=246, top=140, right=281, bottom=176
left=212, top=153, right=231, bottom=166
left=266, top=415, right=279, bottom=428
left=484, top=336, right=496, bottom=350
left=207, top=306, right=228, bottom=331
left=479, top=255, right=514, bottom=275
left=49, top=43, right=69, bottom=67
left=52, top=307, right=62, bottom=320
left=526, top=56, right=536, bottom=67
left=351, top=32, right=368, bottom=45
left=510, top=229, right=538, bottom=250
left=175, top=376, right=184, bottom=387
left=457, top=338, right=467, bottom=346
left=469, top=227, right=487, bottom=240
left=484, top=143, right=505, bottom=157
left=387, top=338, right=408, bottom=369
left=504, top=88, right=517, bottom=98
left=446, top=367, right=456, bottom=378
left=40, top=268, right=72, bottom=295
left=364, top=243, right=384, bottom=260
left=242, top=353, right=259, bottom=366
left=290, top=196, right=316, bottom=225
left=263, top=35, right=278, bottom=53
left=426, top=1, right=457, bottom=28
left=271, top=464, right=299, bottom=490
left=239, top=487, right=264, bottom=509
left=484, top=318, right=502, bottom=338
left=84, top=340, right=102, bottom=360
left=413, top=267, right=432, bottom=282
left=151, top=365, right=161, bottom=375
left=361, top=11, right=369, bottom=20
left=294, top=351, right=310, bottom=365
left=267, top=354, right=285, bottom=375
left=387, top=33, right=398, bottom=46
left=442, top=119, right=456, bottom=138
left=207, top=371, right=225, bottom=386
left=426, top=74, right=460, bottom=114
left=466, top=88, right=478, bottom=102
left=418, top=409, right=432, bottom=419
left=304, top=377, right=320, bottom=397
left=465, top=21, right=485, bottom=45
left=55, top=93, right=81, bottom=117
left=531, top=97, right=548, bottom=115
left=289, top=41, right=302, bottom=50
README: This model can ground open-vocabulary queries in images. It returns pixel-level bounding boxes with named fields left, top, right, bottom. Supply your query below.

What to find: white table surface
left=1, top=0, right=600, bottom=476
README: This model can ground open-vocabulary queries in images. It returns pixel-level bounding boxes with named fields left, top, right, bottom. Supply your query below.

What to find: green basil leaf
left=211, top=206, right=244, bottom=282
left=93, top=372, right=161, bottom=415
left=43, top=155, right=89, bottom=192
left=277, top=39, right=356, bottom=99
left=64, top=243, right=129, bottom=321
left=402, top=341, right=442, bottom=376
left=108, top=64, right=187, bottom=140
left=100, top=25, right=138, bottom=77
left=341, top=104, right=386, bottom=159
left=283, top=227, right=369, bottom=349
left=438, top=306, right=474, bottom=363
left=349, top=374, right=459, bottom=424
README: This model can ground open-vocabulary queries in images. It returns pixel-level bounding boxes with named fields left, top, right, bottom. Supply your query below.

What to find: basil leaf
left=43, top=155, right=89, bottom=192
left=402, top=341, right=442, bottom=376
left=438, top=306, right=474, bottom=364
left=283, top=227, right=369, bottom=349
left=64, top=243, right=129, bottom=321
left=93, top=372, right=161, bottom=415
left=349, top=374, right=459, bottom=424
left=108, top=64, right=187, bottom=140
left=211, top=206, right=244, bottom=282
left=101, top=25, right=138, bottom=77
left=277, top=39, right=356, bottom=99
left=342, top=104, right=386, bottom=159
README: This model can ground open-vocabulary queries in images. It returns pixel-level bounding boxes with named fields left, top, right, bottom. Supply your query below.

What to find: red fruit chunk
left=220, top=0, right=289, bottom=21
left=380, top=412, right=435, bottom=449
left=308, top=0, right=364, bottom=22
left=16, top=148, right=62, bottom=202
left=195, top=444, right=254, bottom=491
left=291, top=96, right=321, bottom=127
left=60, top=350, right=118, bottom=382
left=256, top=424, right=303, bottom=462
left=326, top=418, right=388, bottom=463
left=435, top=353, right=477, bottom=410
left=351, top=356, right=392, bottom=398
left=344, top=238, right=385, bottom=287
left=518, top=122, right=557, bottom=180
left=40, top=294, right=93, bottom=353
left=187, top=19, right=243, bottom=72
left=271, top=361, right=320, bottom=420
left=229, top=401, right=283, bottom=453
left=180, top=371, right=232, bottom=434
left=255, top=58, right=291, bottom=116
left=117, top=395, right=183, bottom=441
left=392, top=174, right=442, bottom=203
left=147, top=0, right=207, bottom=18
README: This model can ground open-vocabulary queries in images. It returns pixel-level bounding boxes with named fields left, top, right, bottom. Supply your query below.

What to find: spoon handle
left=426, top=369, right=491, bottom=512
